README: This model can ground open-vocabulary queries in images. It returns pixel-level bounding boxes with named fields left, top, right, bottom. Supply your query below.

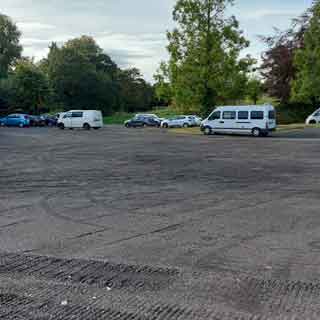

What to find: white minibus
left=201, top=105, right=276, bottom=137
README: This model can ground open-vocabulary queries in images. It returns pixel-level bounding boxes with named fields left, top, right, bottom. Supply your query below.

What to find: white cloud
left=17, top=22, right=56, bottom=32
left=243, top=9, right=301, bottom=20
left=1, top=0, right=312, bottom=81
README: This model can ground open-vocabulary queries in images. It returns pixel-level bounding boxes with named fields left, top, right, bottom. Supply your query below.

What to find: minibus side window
left=238, top=111, right=249, bottom=120
left=251, top=111, right=264, bottom=120
left=268, top=111, right=276, bottom=119
left=208, top=111, right=221, bottom=120
left=223, top=111, right=236, bottom=120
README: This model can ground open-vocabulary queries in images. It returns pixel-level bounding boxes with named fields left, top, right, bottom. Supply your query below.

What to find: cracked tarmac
left=1, top=126, right=320, bottom=319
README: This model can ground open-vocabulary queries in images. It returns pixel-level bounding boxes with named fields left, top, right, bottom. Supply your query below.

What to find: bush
left=276, top=102, right=316, bottom=124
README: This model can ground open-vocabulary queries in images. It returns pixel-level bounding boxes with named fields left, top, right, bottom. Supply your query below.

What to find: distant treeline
left=0, top=14, right=162, bottom=115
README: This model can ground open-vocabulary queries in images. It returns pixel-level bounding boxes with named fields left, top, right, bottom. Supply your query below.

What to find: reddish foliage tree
left=259, top=11, right=310, bottom=104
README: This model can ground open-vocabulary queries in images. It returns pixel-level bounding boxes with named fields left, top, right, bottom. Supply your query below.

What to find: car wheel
left=204, top=126, right=212, bottom=135
left=19, top=123, right=24, bottom=128
left=252, top=127, right=261, bottom=137
left=125, top=123, right=130, bottom=128
left=58, top=123, right=65, bottom=130
left=163, top=123, right=169, bottom=128
left=83, top=123, right=91, bottom=130
left=183, top=123, right=189, bottom=128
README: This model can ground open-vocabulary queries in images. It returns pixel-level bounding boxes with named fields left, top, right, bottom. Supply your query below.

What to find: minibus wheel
left=83, top=123, right=91, bottom=130
left=252, top=128, right=261, bottom=137
left=58, top=123, right=65, bottom=130
left=204, top=126, right=212, bottom=135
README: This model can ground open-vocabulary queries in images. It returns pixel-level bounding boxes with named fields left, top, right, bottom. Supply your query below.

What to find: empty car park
left=1, top=125, right=320, bottom=319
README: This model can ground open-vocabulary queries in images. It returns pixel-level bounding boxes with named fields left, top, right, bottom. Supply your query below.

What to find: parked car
left=41, top=115, right=58, bottom=127
left=124, top=115, right=161, bottom=128
left=187, top=115, right=202, bottom=127
left=161, top=116, right=193, bottom=128
left=137, top=114, right=164, bottom=121
left=29, top=115, right=46, bottom=127
left=201, top=105, right=276, bottom=137
left=57, top=110, right=103, bottom=130
left=306, top=108, right=320, bottom=124
left=0, top=114, right=30, bottom=128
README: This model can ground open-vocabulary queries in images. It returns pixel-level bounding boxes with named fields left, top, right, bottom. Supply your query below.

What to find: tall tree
left=0, top=14, right=22, bottom=78
left=246, top=77, right=263, bottom=105
left=10, top=59, right=51, bottom=114
left=159, top=0, right=252, bottom=115
left=260, top=11, right=310, bottom=104
left=292, top=1, right=320, bottom=104
left=118, top=68, right=154, bottom=112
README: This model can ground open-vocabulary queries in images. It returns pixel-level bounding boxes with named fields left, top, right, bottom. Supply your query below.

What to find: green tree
left=118, top=68, right=154, bottom=112
left=10, top=59, right=51, bottom=113
left=40, top=36, right=155, bottom=114
left=154, top=62, right=173, bottom=105
left=159, top=0, right=252, bottom=115
left=292, top=1, right=320, bottom=104
left=246, top=77, right=264, bottom=104
left=0, top=14, right=22, bottom=78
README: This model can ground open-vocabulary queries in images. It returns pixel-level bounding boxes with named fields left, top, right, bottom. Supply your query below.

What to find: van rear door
left=267, top=109, right=276, bottom=130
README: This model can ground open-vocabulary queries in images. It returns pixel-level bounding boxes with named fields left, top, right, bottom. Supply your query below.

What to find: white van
left=306, top=108, right=320, bottom=124
left=57, top=110, right=103, bottom=130
left=201, top=105, right=276, bottom=137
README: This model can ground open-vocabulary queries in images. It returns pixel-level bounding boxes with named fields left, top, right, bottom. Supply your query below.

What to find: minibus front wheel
left=252, top=128, right=261, bottom=137
left=203, top=126, right=212, bottom=135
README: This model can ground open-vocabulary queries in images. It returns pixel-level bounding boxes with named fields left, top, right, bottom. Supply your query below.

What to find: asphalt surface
left=1, top=125, right=320, bottom=319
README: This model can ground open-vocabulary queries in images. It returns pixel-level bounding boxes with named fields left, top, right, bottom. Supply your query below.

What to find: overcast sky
left=1, top=0, right=313, bottom=81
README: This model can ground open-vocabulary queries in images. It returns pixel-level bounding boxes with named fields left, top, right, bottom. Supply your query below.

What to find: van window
left=208, top=111, right=220, bottom=120
left=63, top=113, right=72, bottom=118
left=223, top=111, right=236, bottom=120
left=268, top=110, right=275, bottom=119
left=251, top=111, right=264, bottom=120
left=72, top=112, right=83, bottom=118
left=238, top=111, right=249, bottom=120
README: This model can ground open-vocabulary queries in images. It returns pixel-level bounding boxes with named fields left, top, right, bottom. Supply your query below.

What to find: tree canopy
left=292, top=1, right=320, bottom=104
left=155, top=0, right=253, bottom=116
left=0, top=13, right=22, bottom=78
left=0, top=31, right=155, bottom=115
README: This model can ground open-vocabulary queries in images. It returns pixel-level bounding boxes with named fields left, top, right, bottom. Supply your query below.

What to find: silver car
left=306, top=108, right=320, bottom=124
left=161, top=116, right=193, bottom=128
left=187, top=115, right=202, bottom=127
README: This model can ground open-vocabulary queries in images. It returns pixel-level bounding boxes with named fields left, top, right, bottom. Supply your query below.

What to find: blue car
left=0, top=114, right=30, bottom=127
